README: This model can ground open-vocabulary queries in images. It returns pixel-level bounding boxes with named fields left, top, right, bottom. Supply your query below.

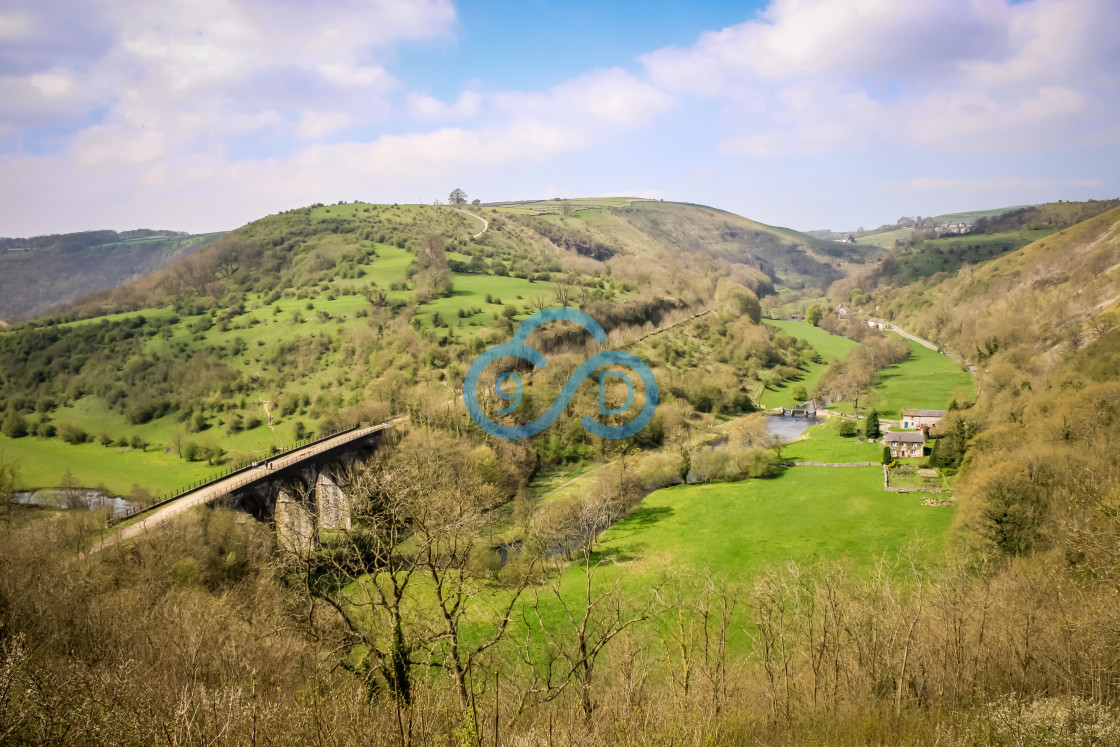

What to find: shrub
left=2, top=411, right=28, bottom=438
left=838, top=419, right=858, bottom=437
left=58, top=422, right=89, bottom=444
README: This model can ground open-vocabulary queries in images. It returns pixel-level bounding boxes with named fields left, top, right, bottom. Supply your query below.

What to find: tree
left=300, top=432, right=538, bottom=717
left=865, top=410, right=882, bottom=439
left=471, top=198, right=480, bottom=206
left=522, top=490, right=664, bottom=722
left=2, top=411, right=28, bottom=439
left=882, top=445, right=892, bottom=464
left=0, top=451, right=20, bottom=531
left=448, top=188, right=467, bottom=206
left=807, top=304, right=822, bottom=327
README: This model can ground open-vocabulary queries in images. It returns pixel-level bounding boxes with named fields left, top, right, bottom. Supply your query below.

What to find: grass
left=780, top=419, right=885, bottom=462
left=870, top=336, right=974, bottom=419
left=759, top=320, right=858, bottom=408
left=414, top=273, right=547, bottom=332
left=895, top=229, right=1055, bottom=283
left=597, top=468, right=951, bottom=579
left=0, top=433, right=214, bottom=495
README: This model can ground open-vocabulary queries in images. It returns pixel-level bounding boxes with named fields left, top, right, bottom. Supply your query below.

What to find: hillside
left=837, top=198, right=1120, bottom=290
left=0, top=229, right=225, bottom=321
left=0, top=198, right=831, bottom=493
left=491, top=198, right=879, bottom=292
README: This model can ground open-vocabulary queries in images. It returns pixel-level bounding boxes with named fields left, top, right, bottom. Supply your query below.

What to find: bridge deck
left=93, top=423, right=391, bottom=552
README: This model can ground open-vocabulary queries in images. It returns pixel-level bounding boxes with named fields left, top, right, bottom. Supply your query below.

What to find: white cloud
left=643, top=0, right=1120, bottom=156
left=298, top=110, right=353, bottom=139
left=496, top=68, right=673, bottom=129
left=903, top=177, right=1106, bottom=192
left=407, top=90, right=482, bottom=120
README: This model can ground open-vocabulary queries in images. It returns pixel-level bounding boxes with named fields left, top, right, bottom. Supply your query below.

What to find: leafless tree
left=519, top=494, right=664, bottom=723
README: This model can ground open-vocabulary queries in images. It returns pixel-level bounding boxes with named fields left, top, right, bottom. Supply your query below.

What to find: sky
left=1, top=0, right=1118, bottom=237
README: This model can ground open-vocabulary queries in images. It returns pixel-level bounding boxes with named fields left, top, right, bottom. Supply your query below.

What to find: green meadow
left=866, top=336, right=974, bottom=418
left=597, top=467, right=951, bottom=581
left=0, top=433, right=214, bottom=494
left=759, top=320, right=857, bottom=408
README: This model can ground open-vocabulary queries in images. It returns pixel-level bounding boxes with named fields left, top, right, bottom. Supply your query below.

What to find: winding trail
left=463, top=210, right=488, bottom=239
left=885, top=322, right=977, bottom=374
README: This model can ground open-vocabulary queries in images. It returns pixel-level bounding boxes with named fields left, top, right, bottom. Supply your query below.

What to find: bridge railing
left=107, top=421, right=381, bottom=526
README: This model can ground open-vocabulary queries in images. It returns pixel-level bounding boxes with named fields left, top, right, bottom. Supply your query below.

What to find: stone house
left=901, top=409, right=947, bottom=430
left=885, top=431, right=925, bottom=458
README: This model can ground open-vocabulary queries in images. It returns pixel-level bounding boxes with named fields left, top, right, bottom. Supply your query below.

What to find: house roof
left=901, top=409, right=947, bottom=418
left=885, top=431, right=925, bottom=443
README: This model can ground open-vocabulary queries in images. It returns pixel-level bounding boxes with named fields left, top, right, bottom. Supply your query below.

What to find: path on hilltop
left=464, top=210, right=488, bottom=238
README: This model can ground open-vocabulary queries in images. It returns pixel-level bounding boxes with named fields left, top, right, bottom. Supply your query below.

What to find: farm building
left=901, top=408, right=947, bottom=430
left=885, top=431, right=925, bottom=458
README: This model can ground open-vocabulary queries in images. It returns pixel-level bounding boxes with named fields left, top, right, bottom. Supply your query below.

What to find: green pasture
left=0, top=433, right=214, bottom=495
left=871, top=336, right=973, bottom=418
left=596, top=467, right=951, bottom=581
left=780, top=419, right=884, bottom=462
left=414, top=273, right=546, bottom=331
left=759, top=320, right=857, bottom=408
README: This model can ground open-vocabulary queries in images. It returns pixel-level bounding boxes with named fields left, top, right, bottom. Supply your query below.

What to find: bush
left=636, top=452, right=686, bottom=489
left=882, top=446, right=892, bottom=465
left=838, top=419, right=858, bottom=437
left=2, top=411, right=28, bottom=438
left=58, top=422, right=89, bottom=444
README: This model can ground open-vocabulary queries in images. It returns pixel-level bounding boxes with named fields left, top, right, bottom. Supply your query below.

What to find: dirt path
left=885, top=322, right=977, bottom=374
left=464, top=210, right=488, bottom=239
left=259, top=396, right=280, bottom=447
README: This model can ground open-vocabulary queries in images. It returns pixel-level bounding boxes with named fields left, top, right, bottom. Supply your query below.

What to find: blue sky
left=1, top=0, right=1118, bottom=236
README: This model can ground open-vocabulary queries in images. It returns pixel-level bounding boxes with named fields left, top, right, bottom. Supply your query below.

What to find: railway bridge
left=95, top=423, right=393, bottom=553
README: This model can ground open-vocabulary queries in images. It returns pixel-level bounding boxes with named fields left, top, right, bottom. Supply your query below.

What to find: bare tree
left=552, top=279, right=573, bottom=308
left=0, top=451, right=20, bottom=532
left=297, top=430, right=532, bottom=719
left=520, top=494, right=663, bottom=722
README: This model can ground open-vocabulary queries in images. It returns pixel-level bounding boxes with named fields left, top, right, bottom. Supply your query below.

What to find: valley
left=1, top=195, right=1118, bottom=746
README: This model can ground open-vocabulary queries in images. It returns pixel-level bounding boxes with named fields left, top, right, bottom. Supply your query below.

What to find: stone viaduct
left=96, top=423, right=393, bottom=554
left=220, top=427, right=387, bottom=553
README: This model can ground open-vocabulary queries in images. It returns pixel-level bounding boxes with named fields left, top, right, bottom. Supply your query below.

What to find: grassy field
left=871, top=337, right=974, bottom=418
left=781, top=419, right=884, bottom=462
left=822, top=335, right=973, bottom=420
left=0, top=433, right=214, bottom=494
left=856, top=226, right=912, bottom=249
left=594, top=467, right=951, bottom=587
left=414, top=273, right=545, bottom=331
left=759, top=320, right=857, bottom=408
left=895, top=229, right=1055, bottom=282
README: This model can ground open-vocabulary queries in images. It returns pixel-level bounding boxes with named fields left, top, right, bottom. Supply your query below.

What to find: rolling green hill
left=0, top=198, right=840, bottom=493
left=0, top=229, right=225, bottom=322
